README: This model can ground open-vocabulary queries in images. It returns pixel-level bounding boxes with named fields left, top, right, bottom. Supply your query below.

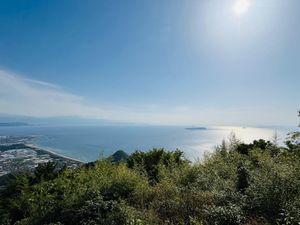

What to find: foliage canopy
left=1, top=132, right=300, bottom=225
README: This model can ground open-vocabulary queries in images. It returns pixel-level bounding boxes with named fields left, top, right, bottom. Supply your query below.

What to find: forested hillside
left=1, top=132, right=300, bottom=225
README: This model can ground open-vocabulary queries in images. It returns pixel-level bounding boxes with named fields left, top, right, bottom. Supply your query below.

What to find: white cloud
left=0, top=70, right=294, bottom=126
left=23, top=78, right=62, bottom=89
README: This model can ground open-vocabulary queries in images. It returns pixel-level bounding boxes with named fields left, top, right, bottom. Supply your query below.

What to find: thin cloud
left=23, top=78, right=62, bottom=90
left=0, top=70, right=293, bottom=126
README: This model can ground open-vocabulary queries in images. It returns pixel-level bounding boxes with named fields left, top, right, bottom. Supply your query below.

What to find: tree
left=33, top=162, right=60, bottom=183
left=285, top=132, right=300, bottom=151
left=127, top=148, right=187, bottom=182
left=236, top=162, right=249, bottom=194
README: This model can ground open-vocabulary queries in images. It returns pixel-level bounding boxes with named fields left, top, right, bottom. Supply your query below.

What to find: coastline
left=25, top=143, right=85, bottom=164
left=0, top=138, right=85, bottom=177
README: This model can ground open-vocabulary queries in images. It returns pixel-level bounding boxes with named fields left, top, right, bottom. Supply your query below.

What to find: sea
left=0, top=125, right=297, bottom=162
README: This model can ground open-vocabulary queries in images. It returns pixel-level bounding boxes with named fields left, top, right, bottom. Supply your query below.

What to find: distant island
left=185, top=127, right=207, bottom=130
left=0, top=122, right=29, bottom=127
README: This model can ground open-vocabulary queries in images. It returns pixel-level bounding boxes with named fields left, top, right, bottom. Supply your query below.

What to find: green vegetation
left=1, top=132, right=300, bottom=225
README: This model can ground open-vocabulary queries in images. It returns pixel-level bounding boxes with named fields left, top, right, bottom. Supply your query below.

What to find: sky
left=0, top=0, right=299, bottom=126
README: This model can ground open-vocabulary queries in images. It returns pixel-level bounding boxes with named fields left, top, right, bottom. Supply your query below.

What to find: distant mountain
left=111, top=150, right=129, bottom=163
left=0, top=122, right=29, bottom=127
left=0, top=114, right=140, bottom=127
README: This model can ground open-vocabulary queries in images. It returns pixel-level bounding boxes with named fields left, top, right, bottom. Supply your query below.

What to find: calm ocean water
left=0, top=125, right=297, bottom=162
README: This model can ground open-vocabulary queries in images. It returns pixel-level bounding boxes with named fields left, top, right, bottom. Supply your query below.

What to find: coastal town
left=0, top=135, right=82, bottom=177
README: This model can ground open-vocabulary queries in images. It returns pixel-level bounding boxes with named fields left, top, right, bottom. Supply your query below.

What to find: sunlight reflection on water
left=0, top=125, right=296, bottom=162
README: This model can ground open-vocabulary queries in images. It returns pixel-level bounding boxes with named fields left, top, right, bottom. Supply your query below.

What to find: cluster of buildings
left=0, top=136, right=82, bottom=177
left=0, top=148, right=52, bottom=176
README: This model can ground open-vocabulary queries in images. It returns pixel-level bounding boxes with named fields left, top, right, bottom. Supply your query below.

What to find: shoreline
left=25, top=143, right=85, bottom=164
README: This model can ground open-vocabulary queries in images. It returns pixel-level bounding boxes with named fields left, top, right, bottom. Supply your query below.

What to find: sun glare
left=233, top=0, right=251, bottom=16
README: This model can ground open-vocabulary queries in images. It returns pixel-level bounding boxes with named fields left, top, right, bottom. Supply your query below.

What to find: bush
left=1, top=139, right=300, bottom=225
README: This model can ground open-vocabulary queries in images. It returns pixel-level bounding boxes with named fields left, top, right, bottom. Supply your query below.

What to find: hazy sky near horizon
left=0, top=0, right=299, bottom=126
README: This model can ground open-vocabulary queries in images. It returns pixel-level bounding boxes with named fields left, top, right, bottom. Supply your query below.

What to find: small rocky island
left=185, top=127, right=207, bottom=130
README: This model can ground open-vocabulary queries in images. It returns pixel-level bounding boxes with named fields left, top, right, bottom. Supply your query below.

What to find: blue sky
left=0, top=0, right=299, bottom=126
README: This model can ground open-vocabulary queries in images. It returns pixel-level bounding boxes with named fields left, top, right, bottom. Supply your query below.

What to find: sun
left=233, top=0, right=251, bottom=16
